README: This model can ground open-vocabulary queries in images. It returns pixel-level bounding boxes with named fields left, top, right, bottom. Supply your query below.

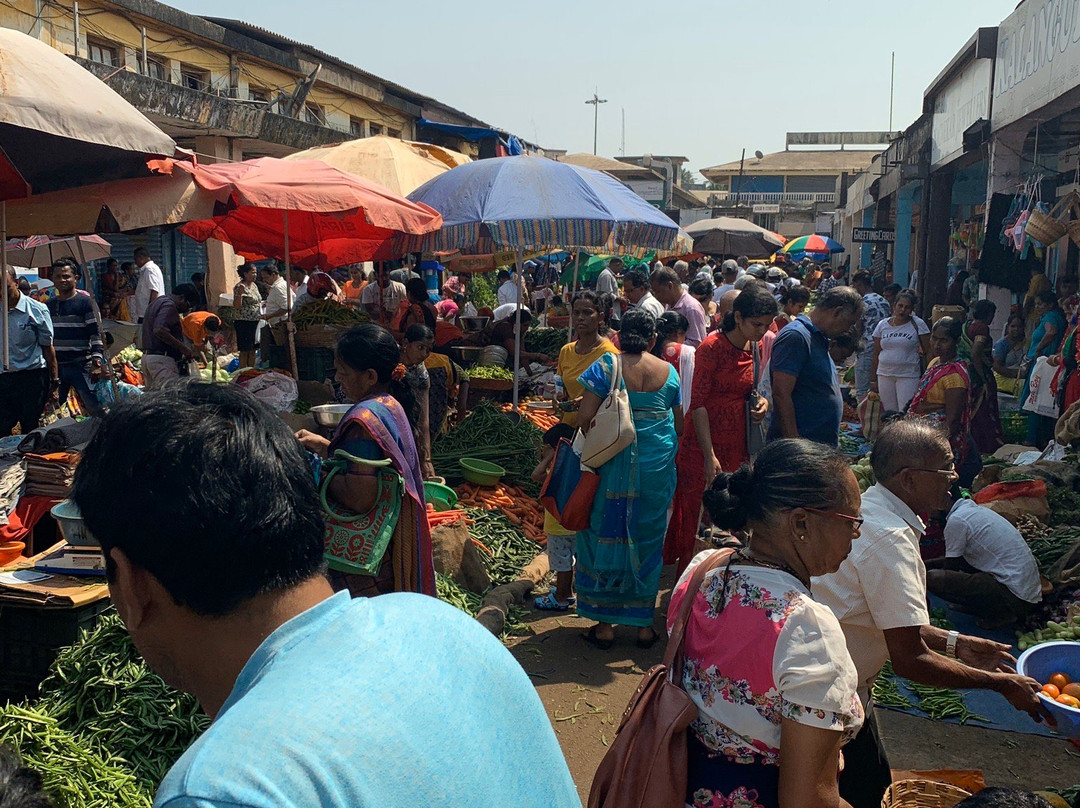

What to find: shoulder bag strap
left=751, top=341, right=761, bottom=387
left=607, top=353, right=622, bottom=398
left=664, top=548, right=734, bottom=672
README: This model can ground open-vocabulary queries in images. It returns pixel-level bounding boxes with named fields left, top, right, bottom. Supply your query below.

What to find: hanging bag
left=539, top=436, right=600, bottom=531
left=580, top=354, right=636, bottom=469
left=320, top=450, right=401, bottom=575
left=588, top=549, right=734, bottom=808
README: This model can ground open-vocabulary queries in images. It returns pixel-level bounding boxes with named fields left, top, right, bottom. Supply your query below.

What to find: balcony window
left=87, top=38, right=120, bottom=68
left=139, top=55, right=167, bottom=81
left=369, top=123, right=384, bottom=136
left=349, top=117, right=365, bottom=137
left=388, top=128, right=401, bottom=139
left=180, top=65, right=211, bottom=92
left=304, top=103, right=325, bottom=126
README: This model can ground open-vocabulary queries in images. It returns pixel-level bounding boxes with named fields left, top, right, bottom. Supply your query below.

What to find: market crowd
left=4, top=251, right=1071, bottom=808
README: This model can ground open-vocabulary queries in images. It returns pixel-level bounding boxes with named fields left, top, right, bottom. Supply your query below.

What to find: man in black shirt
left=46, top=259, right=105, bottom=415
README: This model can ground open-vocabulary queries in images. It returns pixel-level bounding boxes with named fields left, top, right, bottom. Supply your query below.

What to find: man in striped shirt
left=46, top=259, right=105, bottom=415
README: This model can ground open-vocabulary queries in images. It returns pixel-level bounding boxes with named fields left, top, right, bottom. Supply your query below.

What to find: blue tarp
left=417, top=119, right=524, bottom=156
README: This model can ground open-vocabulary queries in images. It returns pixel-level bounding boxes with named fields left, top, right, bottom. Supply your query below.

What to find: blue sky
left=174, top=0, right=1020, bottom=177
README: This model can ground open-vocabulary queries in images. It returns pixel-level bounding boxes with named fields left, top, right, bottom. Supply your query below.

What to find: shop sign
left=752, top=203, right=781, bottom=214
left=626, top=179, right=665, bottom=204
left=852, top=227, right=896, bottom=243
left=993, top=0, right=1080, bottom=131
left=931, top=59, right=992, bottom=167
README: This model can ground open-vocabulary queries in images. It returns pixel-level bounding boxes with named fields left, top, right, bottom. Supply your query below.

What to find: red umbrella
left=152, top=156, right=442, bottom=377
left=152, top=157, right=442, bottom=268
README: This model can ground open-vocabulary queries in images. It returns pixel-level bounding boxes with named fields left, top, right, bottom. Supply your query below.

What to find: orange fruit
left=1048, top=673, right=1071, bottom=690
left=1063, top=683, right=1080, bottom=699
left=1043, top=683, right=1062, bottom=699
left=1055, top=694, right=1080, bottom=709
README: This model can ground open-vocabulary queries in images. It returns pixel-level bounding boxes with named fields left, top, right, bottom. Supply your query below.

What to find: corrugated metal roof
left=700, top=149, right=881, bottom=178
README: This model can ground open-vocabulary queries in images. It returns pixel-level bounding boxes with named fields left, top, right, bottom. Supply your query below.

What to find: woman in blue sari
left=574, top=309, right=684, bottom=649
left=296, top=324, right=435, bottom=597
left=1022, top=291, right=1067, bottom=447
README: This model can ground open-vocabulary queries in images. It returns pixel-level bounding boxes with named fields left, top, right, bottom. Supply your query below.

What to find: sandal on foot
left=636, top=628, right=661, bottom=649
left=581, top=626, right=614, bottom=650
left=534, top=591, right=576, bottom=611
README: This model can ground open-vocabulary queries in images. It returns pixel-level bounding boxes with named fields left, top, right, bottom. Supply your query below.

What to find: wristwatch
left=945, top=630, right=960, bottom=659
left=49, top=377, right=60, bottom=388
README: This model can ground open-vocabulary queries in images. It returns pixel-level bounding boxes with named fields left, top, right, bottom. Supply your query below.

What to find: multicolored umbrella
left=780, top=234, right=845, bottom=255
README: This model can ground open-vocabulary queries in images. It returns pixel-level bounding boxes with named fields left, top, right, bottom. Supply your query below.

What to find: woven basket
left=1026, top=207, right=1067, bottom=245
left=881, top=780, right=972, bottom=808
left=467, top=376, right=515, bottom=392
left=294, top=325, right=347, bottom=349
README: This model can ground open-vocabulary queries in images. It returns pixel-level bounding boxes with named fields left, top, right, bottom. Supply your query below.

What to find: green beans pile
left=1027, top=526, right=1080, bottom=572
left=436, top=573, right=483, bottom=614
left=432, top=402, right=542, bottom=495
left=0, top=705, right=152, bottom=808
left=872, top=661, right=987, bottom=724
left=0, top=614, right=210, bottom=805
left=870, top=664, right=914, bottom=710
left=467, top=365, right=516, bottom=381
left=466, top=507, right=542, bottom=586
left=523, top=327, right=567, bottom=358
left=292, top=299, right=368, bottom=328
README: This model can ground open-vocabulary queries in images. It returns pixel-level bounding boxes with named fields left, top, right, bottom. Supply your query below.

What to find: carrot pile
left=454, top=482, right=547, bottom=544
left=501, top=401, right=561, bottom=431
left=425, top=502, right=471, bottom=529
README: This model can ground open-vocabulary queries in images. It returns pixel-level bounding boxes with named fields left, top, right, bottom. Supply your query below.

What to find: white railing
left=708, top=191, right=836, bottom=204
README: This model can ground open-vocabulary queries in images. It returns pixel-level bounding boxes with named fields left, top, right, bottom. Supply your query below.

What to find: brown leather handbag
left=587, top=549, right=733, bottom=808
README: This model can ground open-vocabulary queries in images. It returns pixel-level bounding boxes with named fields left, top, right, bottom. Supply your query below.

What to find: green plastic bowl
left=423, top=481, right=459, bottom=512
left=459, top=457, right=506, bottom=486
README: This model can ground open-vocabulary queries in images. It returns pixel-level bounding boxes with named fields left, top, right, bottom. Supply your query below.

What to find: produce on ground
left=0, top=614, right=209, bottom=807
left=464, top=506, right=543, bottom=585
left=456, top=483, right=546, bottom=544
left=1026, top=526, right=1080, bottom=573
left=467, top=365, right=516, bottom=380
left=1047, top=484, right=1080, bottom=527
left=197, top=365, right=232, bottom=383
left=1017, top=611, right=1080, bottom=650
left=502, top=401, right=561, bottom=431
left=523, top=327, right=567, bottom=358
left=849, top=456, right=875, bottom=493
left=116, top=345, right=143, bottom=365
left=1046, top=785, right=1080, bottom=808
left=292, top=299, right=368, bottom=328
left=838, top=433, right=861, bottom=454
left=871, top=661, right=987, bottom=724
left=293, top=399, right=312, bottom=415
left=432, top=401, right=542, bottom=496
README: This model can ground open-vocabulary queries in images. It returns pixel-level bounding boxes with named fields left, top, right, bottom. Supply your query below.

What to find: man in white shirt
left=927, top=497, right=1042, bottom=626
left=496, top=270, right=521, bottom=307
left=492, top=303, right=531, bottom=322
left=258, top=265, right=290, bottom=361
left=361, top=264, right=407, bottom=327
left=814, top=419, right=1045, bottom=808
left=621, top=268, right=664, bottom=319
left=712, top=261, right=739, bottom=303
left=131, top=247, right=164, bottom=323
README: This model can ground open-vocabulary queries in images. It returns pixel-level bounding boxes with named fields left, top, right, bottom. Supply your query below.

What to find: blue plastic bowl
left=1017, top=640, right=1080, bottom=738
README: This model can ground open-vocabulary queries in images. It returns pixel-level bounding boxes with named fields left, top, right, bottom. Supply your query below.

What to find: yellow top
left=557, top=338, right=618, bottom=426
left=923, top=357, right=968, bottom=407
left=544, top=510, right=575, bottom=537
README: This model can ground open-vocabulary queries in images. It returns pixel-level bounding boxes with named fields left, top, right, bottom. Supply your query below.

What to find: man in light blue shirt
left=71, top=383, right=581, bottom=808
left=1, top=267, right=58, bottom=435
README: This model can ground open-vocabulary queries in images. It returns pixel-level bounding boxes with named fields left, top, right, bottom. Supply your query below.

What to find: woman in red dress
left=664, top=283, right=778, bottom=575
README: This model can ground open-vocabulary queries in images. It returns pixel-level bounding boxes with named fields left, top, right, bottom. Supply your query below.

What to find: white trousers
left=877, top=374, right=920, bottom=413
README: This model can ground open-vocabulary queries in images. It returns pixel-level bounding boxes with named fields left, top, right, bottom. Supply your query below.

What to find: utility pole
left=620, top=107, right=625, bottom=156
left=585, top=90, right=607, bottom=155
left=889, top=51, right=896, bottom=131
left=736, top=147, right=746, bottom=211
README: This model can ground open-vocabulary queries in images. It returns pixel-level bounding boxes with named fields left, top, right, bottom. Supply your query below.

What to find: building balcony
left=707, top=191, right=836, bottom=204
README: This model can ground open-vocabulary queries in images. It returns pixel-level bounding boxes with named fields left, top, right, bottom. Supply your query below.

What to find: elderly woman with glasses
left=667, top=439, right=864, bottom=808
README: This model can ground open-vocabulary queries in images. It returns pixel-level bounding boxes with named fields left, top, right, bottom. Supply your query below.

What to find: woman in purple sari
left=296, top=324, right=435, bottom=597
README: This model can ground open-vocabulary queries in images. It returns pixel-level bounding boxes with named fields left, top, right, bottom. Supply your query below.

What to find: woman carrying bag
left=574, top=310, right=683, bottom=650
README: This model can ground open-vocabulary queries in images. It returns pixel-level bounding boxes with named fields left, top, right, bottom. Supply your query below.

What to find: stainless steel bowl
left=450, top=345, right=484, bottom=367
left=460, top=316, right=491, bottom=332
left=311, top=404, right=352, bottom=428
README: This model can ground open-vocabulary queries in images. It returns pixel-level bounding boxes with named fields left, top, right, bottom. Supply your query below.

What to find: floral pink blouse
left=668, top=551, right=864, bottom=766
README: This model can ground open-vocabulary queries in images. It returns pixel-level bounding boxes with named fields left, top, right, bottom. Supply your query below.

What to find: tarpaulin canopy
left=0, top=29, right=176, bottom=199
left=417, top=119, right=523, bottom=154
left=283, top=135, right=459, bottom=197
left=156, top=156, right=443, bottom=268
left=559, top=252, right=654, bottom=284
left=684, top=217, right=786, bottom=258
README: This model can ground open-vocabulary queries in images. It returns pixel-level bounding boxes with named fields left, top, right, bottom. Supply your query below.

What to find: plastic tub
left=459, top=458, right=506, bottom=486
left=423, top=481, right=458, bottom=512
left=51, top=500, right=97, bottom=546
left=1017, top=640, right=1080, bottom=739
left=0, top=541, right=25, bottom=567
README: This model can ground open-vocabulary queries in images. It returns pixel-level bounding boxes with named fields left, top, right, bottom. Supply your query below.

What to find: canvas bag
left=539, top=436, right=600, bottom=531
left=588, top=549, right=733, bottom=808
left=580, top=354, right=636, bottom=469
left=858, top=391, right=884, bottom=440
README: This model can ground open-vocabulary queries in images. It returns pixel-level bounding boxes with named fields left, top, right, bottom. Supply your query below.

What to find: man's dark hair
left=51, top=258, right=81, bottom=280
left=650, top=266, right=680, bottom=287
left=973, top=299, right=997, bottom=322
left=871, top=419, right=951, bottom=480
left=883, top=282, right=902, bottom=297
left=955, top=788, right=1052, bottom=808
left=204, top=316, right=222, bottom=333
left=850, top=270, right=873, bottom=288
left=260, top=264, right=279, bottom=277
left=497, top=270, right=511, bottom=282
left=623, top=268, right=648, bottom=290
left=71, top=384, right=326, bottom=616
left=173, top=283, right=201, bottom=309
left=133, top=247, right=150, bottom=261
left=0, top=747, right=53, bottom=808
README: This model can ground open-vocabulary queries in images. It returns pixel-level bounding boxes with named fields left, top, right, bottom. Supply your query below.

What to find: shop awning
left=418, top=118, right=524, bottom=155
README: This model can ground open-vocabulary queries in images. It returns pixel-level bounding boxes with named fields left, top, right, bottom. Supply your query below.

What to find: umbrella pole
left=512, top=248, right=523, bottom=409
left=2, top=202, right=7, bottom=371
left=74, top=238, right=119, bottom=405
left=567, top=251, right=580, bottom=345
left=284, top=210, right=299, bottom=381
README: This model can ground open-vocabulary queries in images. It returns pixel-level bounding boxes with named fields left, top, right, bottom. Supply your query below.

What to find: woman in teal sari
left=1022, top=291, right=1067, bottom=447
left=575, top=310, right=684, bottom=649
left=296, top=324, right=435, bottom=597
